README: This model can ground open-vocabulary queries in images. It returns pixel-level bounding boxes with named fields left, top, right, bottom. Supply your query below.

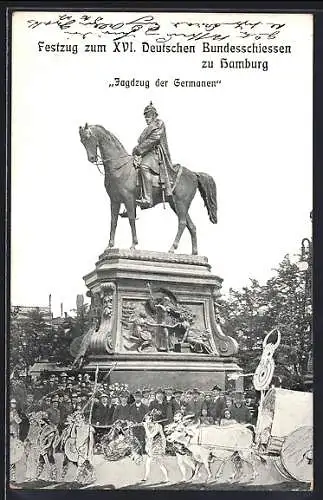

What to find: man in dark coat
left=208, top=387, right=226, bottom=424
left=191, top=389, right=204, bottom=422
left=164, top=387, right=175, bottom=424
left=231, top=400, right=252, bottom=424
left=183, top=390, right=196, bottom=417
left=128, top=390, right=148, bottom=451
left=132, top=102, right=175, bottom=208
left=129, top=391, right=149, bottom=422
left=149, top=389, right=166, bottom=419
left=112, top=391, right=131, bottom=422
left=173, top=389, right=184, bottom=415
left=92, top=394, right=113, bottom=426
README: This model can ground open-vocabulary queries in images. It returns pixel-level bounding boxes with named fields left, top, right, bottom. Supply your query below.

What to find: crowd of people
left=9, top=370, right=263, bottom=485
left=10, top=370, right=258, bottom=446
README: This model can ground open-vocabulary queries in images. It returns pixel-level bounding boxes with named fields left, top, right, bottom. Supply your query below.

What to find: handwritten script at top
left=26, top=14, right=286, bottom=42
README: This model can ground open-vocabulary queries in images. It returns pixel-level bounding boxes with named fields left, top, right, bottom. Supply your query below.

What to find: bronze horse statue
left=79, top=123, right=217, bottom=255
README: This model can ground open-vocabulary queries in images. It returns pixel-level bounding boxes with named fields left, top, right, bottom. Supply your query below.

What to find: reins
left=95, top=152, right=131, bottom=176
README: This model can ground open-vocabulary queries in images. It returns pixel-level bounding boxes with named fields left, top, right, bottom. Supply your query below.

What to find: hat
left=134, top=390, right=142, bottom=396
left=120, top=391, right=130, bottom=399
left=100, top=393, right=109, bottom=399
left=61, top=372, right=68, bottom=377
left=142, top=388, right=150, bottom=395
left=144, top=101, right=158, bottom=116
left=71, top=393, right=78, bottom=398
left=212, top=385, right=222, bottom=391
left=155, top=388, right=164, bottom=395
left=164, top=387, right=173, bottom=393
left=174, top=389, right=183, bottom=395
left=193, top=388, right=200, bottom=394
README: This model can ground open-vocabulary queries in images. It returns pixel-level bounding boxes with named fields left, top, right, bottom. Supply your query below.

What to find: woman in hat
left=142, top=409, right=169, bottom=483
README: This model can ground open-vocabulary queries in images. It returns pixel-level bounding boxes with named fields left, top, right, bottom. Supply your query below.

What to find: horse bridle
left=94, top=151, right=132, bottom=176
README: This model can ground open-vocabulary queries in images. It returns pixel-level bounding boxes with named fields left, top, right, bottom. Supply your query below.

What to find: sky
left=10, top=11, right=313, bottom=316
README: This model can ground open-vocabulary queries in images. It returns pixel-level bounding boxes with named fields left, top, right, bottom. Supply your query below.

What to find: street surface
left=11, top=453, right=311, bottom=491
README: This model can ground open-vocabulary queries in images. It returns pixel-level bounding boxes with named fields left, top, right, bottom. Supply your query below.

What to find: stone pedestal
left=81, top=249, right=242, bottom=391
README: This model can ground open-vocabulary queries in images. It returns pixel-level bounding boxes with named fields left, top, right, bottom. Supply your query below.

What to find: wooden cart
left=256, top=387, right=313, bottom=483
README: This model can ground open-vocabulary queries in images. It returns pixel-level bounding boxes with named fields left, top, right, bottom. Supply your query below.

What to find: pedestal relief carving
left=120, top=287, right=217, bottom=355
left=86, top=282, right=116, bottom=354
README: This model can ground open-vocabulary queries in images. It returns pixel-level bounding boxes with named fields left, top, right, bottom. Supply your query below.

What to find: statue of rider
left=132, top=102, right=174, bottom=209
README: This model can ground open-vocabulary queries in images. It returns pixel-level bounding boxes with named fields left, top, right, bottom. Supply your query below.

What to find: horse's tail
left=195, top=172, right=217, bottom=224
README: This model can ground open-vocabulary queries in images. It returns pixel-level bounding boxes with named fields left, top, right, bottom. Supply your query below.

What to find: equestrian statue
left=79, top=102, right=217, bottom=255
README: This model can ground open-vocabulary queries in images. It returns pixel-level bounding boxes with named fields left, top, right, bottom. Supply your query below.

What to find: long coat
left=128, top=403, right=149, bottom=423
left=112, top=404, right=131, bottom=422
left=134, top=118, right=174, bottom=181
left=208, top=397, right=227, bottom=422
left=164, top=398, right=176, bottom=424
left=128, top=403, right=148, bottom=451
left=231, top=404, right=252, bottom=424
left=92, top=403, right=113, bottom=426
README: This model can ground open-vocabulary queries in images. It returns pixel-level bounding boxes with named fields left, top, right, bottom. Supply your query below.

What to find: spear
left=81, top=362, right=117, bottom=414
left=78, top=364, right=100, bottom=481
left=88, top=364, right=99, bottom=426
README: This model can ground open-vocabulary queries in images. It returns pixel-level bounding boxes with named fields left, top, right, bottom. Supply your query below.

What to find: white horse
left=167, top=422, right=263, bottom=483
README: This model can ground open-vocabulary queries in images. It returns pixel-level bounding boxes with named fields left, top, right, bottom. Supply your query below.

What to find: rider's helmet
left=144, top=102, right=158, bottom=117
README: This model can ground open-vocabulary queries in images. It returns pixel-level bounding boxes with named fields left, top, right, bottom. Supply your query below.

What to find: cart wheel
left=280, top=426, right=313, bottom=483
